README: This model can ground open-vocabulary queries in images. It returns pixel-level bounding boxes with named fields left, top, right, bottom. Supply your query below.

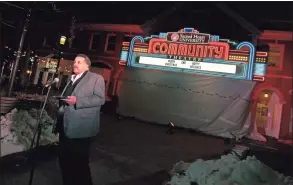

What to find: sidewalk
left=0, top=114, right=233, bottom=185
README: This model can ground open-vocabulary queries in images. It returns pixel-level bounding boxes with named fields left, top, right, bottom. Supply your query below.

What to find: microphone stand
left=27, top=84, right=52, bottom=185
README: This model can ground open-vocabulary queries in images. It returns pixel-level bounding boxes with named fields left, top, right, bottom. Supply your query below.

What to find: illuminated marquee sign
left=119, top=28, right=268, bottom=81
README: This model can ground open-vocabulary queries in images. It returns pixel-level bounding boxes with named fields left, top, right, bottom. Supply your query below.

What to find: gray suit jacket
left=59, top=71, right=105, bottom=138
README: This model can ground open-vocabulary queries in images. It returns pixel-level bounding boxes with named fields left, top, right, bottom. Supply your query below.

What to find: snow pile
left=1, top=108, right=58, bottom=157
left=168, top=153, right=293, bottom=185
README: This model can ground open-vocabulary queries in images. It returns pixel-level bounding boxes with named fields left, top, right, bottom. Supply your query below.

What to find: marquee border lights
left=120, top=27, right=266, bottom=82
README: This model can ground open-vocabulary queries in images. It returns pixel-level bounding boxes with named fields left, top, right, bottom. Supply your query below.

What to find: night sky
left=1, top=1, right=292, bottom=48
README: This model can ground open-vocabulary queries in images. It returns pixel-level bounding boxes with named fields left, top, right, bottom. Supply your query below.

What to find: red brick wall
left=252, top=37, right=292, bottom=138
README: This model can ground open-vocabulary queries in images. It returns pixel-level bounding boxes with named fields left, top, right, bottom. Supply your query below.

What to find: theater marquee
left=119, top=28, right=268, bottom=81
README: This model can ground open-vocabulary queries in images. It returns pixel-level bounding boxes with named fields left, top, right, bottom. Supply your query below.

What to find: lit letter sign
left=119, top=28, right=268, bottom=81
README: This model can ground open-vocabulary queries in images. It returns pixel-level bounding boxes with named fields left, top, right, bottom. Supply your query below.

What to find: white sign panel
left=139, top=56, right=237, bottom=74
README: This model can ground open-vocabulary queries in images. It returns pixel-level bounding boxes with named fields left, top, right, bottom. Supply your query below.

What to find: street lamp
left=54, top=36, right=67, bottom=89
left=56, top=35, right=67, bottom=73
left=60, top=36, right=67, bottom=45
left=26, top=69, right=32, bottom=81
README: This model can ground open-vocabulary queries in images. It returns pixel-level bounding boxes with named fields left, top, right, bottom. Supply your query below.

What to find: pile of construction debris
left=167, top=146, right=293, bottom=185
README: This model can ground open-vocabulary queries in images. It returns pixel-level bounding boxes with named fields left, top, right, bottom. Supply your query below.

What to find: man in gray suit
left=56, top=54, right=105, bottom=185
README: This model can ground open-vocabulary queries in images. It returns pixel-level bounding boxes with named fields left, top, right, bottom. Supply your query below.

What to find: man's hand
left=62, top=96, right=77, bottom=105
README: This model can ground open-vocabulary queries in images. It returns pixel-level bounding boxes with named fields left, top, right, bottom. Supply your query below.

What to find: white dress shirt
left=71, top=72, right=85, bottom=84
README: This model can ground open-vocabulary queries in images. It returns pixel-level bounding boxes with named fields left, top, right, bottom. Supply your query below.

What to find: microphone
left=45, top=78, right=59, bottom=87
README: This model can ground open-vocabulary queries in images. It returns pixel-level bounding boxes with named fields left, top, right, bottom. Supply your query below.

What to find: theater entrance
left=255, top=90, right=283, bottom=139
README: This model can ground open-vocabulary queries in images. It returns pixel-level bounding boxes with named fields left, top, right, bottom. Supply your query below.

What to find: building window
left=267, top=44, right=284, bottom=70
left=90, top=33, right=101, bottom=50
left=104, top=34, right=116, bottom=52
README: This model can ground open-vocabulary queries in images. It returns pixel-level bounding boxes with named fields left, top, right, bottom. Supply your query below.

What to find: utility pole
left=0, top=11, right=2, bottom=82
left=7, top=9, right=31, bottom=96
left=20, top=44, right=31, bottom=87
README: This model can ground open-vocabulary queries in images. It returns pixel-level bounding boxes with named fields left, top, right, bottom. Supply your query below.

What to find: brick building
left=33, top=23, right=145, bottom=99
left=252, top=30, right=292, bottom=139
